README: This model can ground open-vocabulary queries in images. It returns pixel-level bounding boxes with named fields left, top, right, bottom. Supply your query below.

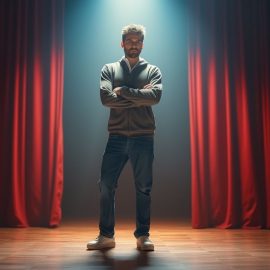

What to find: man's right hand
left=143, top=84, right=153, bottom=89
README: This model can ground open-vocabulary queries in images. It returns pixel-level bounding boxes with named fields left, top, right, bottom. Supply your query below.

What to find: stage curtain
left=188, top=0, right=270, bottom=228
left=0, top=0, right=64, bottom=227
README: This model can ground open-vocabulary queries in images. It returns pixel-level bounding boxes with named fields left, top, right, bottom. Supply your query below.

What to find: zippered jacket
left=100, top=57, right=162, bottom=136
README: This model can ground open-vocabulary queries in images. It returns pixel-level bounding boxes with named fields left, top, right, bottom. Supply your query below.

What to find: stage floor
left=0, top=219, right=269, bottom=270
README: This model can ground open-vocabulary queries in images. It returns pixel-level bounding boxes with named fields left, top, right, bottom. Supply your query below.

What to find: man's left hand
left=113, top=87, right=123, bottom=96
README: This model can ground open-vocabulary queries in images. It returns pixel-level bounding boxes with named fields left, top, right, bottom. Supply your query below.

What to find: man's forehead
left=125, top=33, right=143, bottom=41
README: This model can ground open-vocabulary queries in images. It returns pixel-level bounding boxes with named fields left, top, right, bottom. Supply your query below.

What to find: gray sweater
left=100, top=57, right=162, bottom=136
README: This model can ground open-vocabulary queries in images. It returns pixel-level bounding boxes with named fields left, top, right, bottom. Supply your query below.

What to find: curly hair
left=121, top=24, right=146, bottom=41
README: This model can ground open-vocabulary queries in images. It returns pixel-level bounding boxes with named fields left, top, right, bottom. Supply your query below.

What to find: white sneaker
left=137, top=236, right=154, bottom=251
left=87, top=235, right=115, bottom=250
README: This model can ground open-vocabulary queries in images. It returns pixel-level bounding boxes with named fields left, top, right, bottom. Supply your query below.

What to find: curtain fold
left=188, top=0, right=270, bottom=228
left=0, top=0, right=64, bottom=227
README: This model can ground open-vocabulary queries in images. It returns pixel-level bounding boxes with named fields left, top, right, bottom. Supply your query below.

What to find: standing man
left=87, top=24, right=162, bottom=251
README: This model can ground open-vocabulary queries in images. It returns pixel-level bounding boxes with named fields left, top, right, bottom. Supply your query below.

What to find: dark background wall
left=63, top=0, right=190, bottom=221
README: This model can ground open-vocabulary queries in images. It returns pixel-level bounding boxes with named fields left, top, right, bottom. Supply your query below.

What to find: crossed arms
left=100, top=65, right=162, bottom=108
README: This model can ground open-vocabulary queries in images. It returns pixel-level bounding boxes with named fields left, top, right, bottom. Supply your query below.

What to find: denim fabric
left=99, top=134, right=154, bottom=238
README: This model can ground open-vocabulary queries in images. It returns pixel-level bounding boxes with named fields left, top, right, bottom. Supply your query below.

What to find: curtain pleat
left=188, top=0, right=270, bottom=228
left=0, top=0, right=64, bottom=227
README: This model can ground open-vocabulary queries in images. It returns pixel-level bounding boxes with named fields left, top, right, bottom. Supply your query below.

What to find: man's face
left=121, top=33, right=144, bottom=58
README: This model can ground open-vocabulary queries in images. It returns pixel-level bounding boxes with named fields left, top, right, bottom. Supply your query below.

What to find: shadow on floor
left=88, top=249, right=151, bottom=270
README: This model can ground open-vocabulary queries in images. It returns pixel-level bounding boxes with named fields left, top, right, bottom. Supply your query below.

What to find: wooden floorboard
left=0, top=219, right=270, bottom=269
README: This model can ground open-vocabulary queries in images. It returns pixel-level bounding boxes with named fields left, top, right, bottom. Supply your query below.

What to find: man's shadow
left=89, top=249, right=151, bottom=270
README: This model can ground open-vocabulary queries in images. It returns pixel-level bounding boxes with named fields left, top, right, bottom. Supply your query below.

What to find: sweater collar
left=120, top=56, right=147, bottom=72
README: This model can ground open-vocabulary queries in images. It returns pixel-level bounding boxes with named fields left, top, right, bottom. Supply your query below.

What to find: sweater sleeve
left=100, top=65, right=137, bottom=108
left=119, top=66, right=162, bottom=106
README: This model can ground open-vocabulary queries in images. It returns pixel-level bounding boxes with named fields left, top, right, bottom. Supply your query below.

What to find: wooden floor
left=0, top=219, right=270, bottom=270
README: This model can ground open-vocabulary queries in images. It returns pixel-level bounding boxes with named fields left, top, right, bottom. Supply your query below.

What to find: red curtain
left=188, top=0, right=270, bottom=228
left=0, top=0, right=64, bottom=227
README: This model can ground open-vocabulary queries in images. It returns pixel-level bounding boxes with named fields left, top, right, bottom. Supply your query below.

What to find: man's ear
left=121, top=41, right=124, bottom=48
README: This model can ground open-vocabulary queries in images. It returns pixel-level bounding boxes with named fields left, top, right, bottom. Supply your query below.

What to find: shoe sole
left=137, top=245, right=154, bottom=251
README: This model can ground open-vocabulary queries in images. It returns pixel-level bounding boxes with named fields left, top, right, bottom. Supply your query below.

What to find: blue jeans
left=99, top=134, right=154, bottom=238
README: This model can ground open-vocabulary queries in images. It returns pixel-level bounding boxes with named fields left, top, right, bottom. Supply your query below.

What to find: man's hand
left=113, top=87, right=122, bottom=96
left=143, top=84, right=153, bottom=89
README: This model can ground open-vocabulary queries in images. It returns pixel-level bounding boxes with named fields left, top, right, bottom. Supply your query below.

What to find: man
left=87, top=24, right=162, bottom=251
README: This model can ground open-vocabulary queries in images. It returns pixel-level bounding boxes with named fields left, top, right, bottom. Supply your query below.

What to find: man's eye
left=125, top=40, right=142, bottom=45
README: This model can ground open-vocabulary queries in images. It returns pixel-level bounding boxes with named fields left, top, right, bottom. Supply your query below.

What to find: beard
left=124, top=48, right=141, bottom=58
